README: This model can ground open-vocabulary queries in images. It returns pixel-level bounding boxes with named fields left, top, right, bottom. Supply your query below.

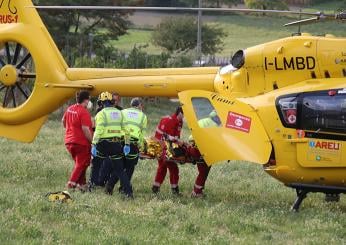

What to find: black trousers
left=96, top=140, right=132, bottom=195
left=114, top=143, right=139, bottom=188
left=98, top=158, right=111, bottom=186
left=89, top=156, right=111, bottom=186
left=89, top=156, right=102, bottom=186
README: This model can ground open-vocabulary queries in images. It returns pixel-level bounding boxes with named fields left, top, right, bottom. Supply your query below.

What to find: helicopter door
left=295, top=89, right=346, bottom=167
left=178, top=90, right=272, bottom=165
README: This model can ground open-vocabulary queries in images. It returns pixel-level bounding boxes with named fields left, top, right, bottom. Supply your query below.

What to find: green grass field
left=2, top=2, right=346, bottom=243
left=109, top=29, right=160, bottom=54
left=113, top=0, right=346, bottom=57
left=0, top=99, right=345, bottom=244
left=114, top=16, right=346, bottom=57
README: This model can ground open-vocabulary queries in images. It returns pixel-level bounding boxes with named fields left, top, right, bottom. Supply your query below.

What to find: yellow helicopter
left=1, top=0, right=346, bottom=211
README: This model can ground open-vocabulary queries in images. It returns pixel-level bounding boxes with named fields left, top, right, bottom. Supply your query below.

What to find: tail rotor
left=0, top=41, right=35, bottom=109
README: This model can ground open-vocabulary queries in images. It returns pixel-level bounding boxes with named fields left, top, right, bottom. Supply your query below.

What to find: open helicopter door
left=179, top=90, right=272, bottom=165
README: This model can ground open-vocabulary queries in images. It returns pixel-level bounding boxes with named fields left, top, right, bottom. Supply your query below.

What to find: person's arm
left=122, top=111, right=131, bottom=145
left=92, top=113, right=105, bottom=144
left=165, top=119, right=179, bottom=141
left=143, top=114, right=147, bottom=131
left=175, top=121, right=184, bottom=145
left=91, top=117, right=95, bottom=130
left=139, top=115, right=148, bottom=149
left=82, top=125, right=93, bottom=143
left=80, top=110, right=93, bottom=143
left=62, top=113, right=66, bottom=129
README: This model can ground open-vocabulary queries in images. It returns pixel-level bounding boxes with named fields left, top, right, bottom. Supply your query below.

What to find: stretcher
left=140, top=138, right=202, bottom=164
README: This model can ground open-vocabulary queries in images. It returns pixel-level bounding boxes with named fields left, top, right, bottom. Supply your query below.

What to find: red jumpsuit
left=186, top=144, right=211, bottom=196
left=153, top=114, right=183, bottom=188
left=63, top=104, right=92, bottom=189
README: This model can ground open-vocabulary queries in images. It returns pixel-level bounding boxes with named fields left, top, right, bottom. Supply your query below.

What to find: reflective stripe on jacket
left=198, top=117, right=218, bottom=128
left=122, top=107, right=147, bottom=146
left=92, top=107, right=124, bottom=144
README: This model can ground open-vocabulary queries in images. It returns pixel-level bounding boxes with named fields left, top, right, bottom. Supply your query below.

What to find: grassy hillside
left=0, top=99, right=345, bottom=244
left=114, top=1, right=346, bottom=56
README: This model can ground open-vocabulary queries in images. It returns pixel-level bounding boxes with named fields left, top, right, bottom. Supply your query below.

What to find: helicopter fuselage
left=185, top=34, right=346, bottom=189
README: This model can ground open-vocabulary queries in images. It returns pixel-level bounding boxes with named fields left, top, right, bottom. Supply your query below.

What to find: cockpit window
left=300, top=92, right=346, bottom=133
left=191, top=97, right=222, bottom=128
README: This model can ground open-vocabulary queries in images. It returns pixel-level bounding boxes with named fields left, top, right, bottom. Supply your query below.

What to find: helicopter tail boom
left=65, top=67, right=218, bottom=97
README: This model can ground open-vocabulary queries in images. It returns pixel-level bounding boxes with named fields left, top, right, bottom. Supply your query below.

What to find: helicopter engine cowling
left=215, top=34, right=346, bottom=98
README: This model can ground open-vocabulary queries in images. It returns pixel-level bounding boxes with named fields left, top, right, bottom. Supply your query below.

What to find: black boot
left=124, top=192, right=134, bottom=199
left=105, top=184, right=114, bottom=195
left=88, top=182, right=94, bottom=192
left=152, top=185, right=160, bottom=194
left=171, top=186, right=181, bottom=196
left=118, top=186, right=125, bottom=194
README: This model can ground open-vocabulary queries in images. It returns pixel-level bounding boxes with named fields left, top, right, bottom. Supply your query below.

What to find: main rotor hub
left=0, top=65, right=17, bottom=86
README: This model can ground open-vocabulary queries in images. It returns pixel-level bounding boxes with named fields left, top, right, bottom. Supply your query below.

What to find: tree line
left=33, top=0, right=345, bottom=69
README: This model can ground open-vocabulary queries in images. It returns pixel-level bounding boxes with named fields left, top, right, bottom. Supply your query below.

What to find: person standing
left=186, top=135, right=211, bottom=197
left=92, top=91, right=132, bottom=197
left=112, top=92, right=123, bottom=110
left=62, top=90, right=93, bottom=191
left=95, top=92, right=124, bottom=188
left=152, top=106, right=184, bottom=195
left=89, top=94, right=108, bottom=188
left=122, top=98, right=147, bottom=183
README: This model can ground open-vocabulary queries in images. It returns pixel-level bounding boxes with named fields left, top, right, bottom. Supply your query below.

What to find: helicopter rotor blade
left=15, top=83, right=30, bottom=100
left=16, top=53, right=32, bottom=69
left=18, top=73, right=36, bottom=79
left=28, top=5, right=336, bottom=17
left=10, top=86, right=16, bottom=108
left=5, top=42, right=11, bottom=64
left=0, top=57, right=5, bottom=67
left=12, top=43, right=22, bottom=65
left=3, top=87, right=9, bottom=107
left=0, top=85, right=6, bottom=92
left=284, top=16, right=321, bottom=27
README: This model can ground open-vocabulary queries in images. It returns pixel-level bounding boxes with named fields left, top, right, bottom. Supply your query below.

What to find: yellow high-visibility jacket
left=122, top=107, right=147, bottom=147
left=92, top=107, right=124, bottom=144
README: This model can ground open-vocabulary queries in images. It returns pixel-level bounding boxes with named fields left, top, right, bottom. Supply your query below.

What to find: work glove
left=91, top=145, right=97, bottom=157
left=123, top=144, right=131, bottom=156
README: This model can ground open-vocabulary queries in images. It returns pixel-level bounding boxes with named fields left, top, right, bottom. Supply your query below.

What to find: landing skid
left=288, top=183, right=346, bottom=211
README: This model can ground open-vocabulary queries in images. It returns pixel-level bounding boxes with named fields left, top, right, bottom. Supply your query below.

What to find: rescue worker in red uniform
left=62, top=90, right=93, bottom=191
left=152, top=107, right=184, bottom=195
left=186, top=135, right=211, bottom=197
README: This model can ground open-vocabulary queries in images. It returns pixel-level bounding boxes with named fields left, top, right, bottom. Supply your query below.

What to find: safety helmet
left=46, top=191, right=72, bottom=203
left=99, top=91, right=113, bottom=102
